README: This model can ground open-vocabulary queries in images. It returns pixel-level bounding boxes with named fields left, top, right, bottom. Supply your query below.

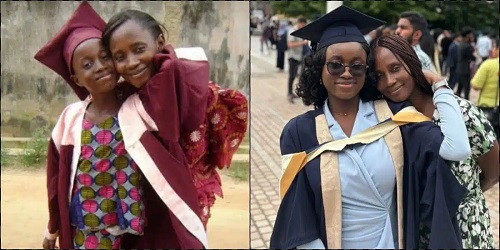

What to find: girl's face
left=71, top=38, right=119, bottom=95
left=322, top=42, right=367, bottom=101
left=373, top=46, right=415, bottom=102
left=108, top=20, right=164, bottom=87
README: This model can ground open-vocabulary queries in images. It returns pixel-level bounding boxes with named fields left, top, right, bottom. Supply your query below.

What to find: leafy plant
left=228, top=161, right=249, bottom=182
left=271, top=1, right=326, bottom=20
left=20, top=126, right=51, bottom=167
left=1, top=144, right=10, bottom=166
left=270, top=1, right=499, bottom=34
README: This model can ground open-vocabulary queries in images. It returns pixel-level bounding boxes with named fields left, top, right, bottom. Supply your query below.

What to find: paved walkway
left=249, top=35, right=499, bottom=249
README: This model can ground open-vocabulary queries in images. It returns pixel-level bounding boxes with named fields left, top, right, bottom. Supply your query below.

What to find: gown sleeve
left=46, top=138, right=60, bottom=239
left=270, top=118, right=322, bottom=249
left=400, top=121, right=466, bottom=249
left=137, top=45, right=210, bottom=141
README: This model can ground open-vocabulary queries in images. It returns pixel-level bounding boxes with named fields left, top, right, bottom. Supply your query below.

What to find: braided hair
left=367, top=34, right=433, bottom=96
left=296, top=42, right=380, bottom=109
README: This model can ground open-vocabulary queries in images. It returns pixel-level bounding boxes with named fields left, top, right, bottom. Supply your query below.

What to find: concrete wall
left=0, top=1, right=249, bottom=137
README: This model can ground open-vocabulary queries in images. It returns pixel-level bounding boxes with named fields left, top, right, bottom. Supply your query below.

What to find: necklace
left=333, top=108, right=358, bottom=117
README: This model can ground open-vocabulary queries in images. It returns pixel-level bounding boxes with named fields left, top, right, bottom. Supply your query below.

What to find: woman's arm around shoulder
left=423, top=69, right=471, bottom=161
left=433, top=88, right=471, bottom=161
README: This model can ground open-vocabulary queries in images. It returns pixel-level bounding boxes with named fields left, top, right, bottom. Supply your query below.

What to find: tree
left=343, top=1, right=499, bottom=34
left=271, top=1, right=499, bottom=35
left=270, top=1, right=326, bottom=20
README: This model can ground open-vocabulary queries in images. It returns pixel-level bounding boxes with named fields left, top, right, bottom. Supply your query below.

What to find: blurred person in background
left=456, top=27, right=476, bottom=100
left=447, top=33, right=462, bottom=90
left=420, top=30, right=438, bottom=74
left=476, top=30, right=492, bottom=65
left=260, top=15, right=272, bottom=54
left=276, top=20, right=288, bottom=72
left=286, top=16, right=308, bottom=103
left=472, top=38, right=499, bottom=139
left=396, top=11, right=437, bottom=72
left=440, top=30, right=453, bottom=75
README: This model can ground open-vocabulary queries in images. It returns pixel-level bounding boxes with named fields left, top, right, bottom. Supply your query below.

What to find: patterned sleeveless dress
left=69, top=116, right=146, bottom=249
left=419, top=98, right=496, bottom=249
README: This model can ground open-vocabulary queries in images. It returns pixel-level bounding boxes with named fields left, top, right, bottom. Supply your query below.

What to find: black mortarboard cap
left=291, top=6, right=385, bottom=51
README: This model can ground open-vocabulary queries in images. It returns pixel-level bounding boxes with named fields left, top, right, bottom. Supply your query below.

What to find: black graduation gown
left=270, top=100, right=466, bottom=249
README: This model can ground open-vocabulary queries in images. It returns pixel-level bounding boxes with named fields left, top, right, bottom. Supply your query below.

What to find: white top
left=476, top=35, right=492, bottom=58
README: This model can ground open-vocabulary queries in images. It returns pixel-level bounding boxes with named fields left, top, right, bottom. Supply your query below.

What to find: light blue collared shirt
left=298, top=99, right=398, bottom=249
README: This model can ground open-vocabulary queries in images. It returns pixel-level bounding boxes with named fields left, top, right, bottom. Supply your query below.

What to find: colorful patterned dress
left=419, top=97, right=496, bottom=249
left=70, top=116, right=146, bottom=249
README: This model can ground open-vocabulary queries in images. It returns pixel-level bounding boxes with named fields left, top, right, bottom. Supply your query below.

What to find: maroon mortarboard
left=34, top=1, right=106, bottom=100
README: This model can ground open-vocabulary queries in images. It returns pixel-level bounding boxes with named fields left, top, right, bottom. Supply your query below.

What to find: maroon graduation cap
left=34, top=1, right=106, bottom=100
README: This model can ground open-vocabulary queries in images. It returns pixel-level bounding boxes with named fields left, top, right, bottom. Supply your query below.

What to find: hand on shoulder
left=422, top=69, right=444, bottom=85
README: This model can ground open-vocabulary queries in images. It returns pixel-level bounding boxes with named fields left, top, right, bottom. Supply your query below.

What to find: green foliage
left=1, top=144, right=10, bottom=166
left=270, top=1, right=326, bottom=20
left=343, top=1, right=498, bottom=34
left=228, top=161, right=249, bottom=182
left=20, top=126, right=51, bottom=167
left=271, top=1, right=499, bottom=34
left=237, top=133, right=249, bottom=155
left=235, top=146, right=249, bottom=155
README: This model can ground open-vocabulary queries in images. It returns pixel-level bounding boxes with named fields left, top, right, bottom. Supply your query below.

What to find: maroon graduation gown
left=46, top=45, right=210, bottom=249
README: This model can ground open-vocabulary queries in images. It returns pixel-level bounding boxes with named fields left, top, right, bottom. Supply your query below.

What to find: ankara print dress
left=70, top=116, right=146, bottom=249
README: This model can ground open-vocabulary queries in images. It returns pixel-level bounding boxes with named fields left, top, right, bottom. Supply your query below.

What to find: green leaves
left=271, top=1, right=499, bottom=34
left=270, top=2, right=326, bottom=20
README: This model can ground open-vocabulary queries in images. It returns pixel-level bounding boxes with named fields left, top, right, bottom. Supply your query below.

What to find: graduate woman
left=270, top=6, right=469, bottom=249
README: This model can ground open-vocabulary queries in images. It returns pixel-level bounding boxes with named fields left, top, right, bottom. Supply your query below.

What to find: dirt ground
left=0, top=167, right=249, bottom=249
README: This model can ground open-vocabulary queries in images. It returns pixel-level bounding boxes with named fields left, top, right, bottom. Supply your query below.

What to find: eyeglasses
left=325, top=62, right=368, bottom=77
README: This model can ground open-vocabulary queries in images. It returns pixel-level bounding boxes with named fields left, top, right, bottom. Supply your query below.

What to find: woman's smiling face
left=108, top=20, right=164, bottom=88
left=373, top=46, right=416, bottom=102
left=322, top=42, right=368, bottom=101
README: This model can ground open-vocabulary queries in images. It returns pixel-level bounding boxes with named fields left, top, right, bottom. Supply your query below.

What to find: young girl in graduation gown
left=270, top=6, right=470, bottom=249
left=36, top=2, right=246, bottom=249
left=35, top=3, right=152, bottom=249
left=100, top=8, right=248, bottom=249
left=369, top=34, right=499, bottom=249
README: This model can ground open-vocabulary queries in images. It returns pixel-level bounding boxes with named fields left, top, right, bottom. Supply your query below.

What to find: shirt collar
left=323, top=98, right=374, bottom=128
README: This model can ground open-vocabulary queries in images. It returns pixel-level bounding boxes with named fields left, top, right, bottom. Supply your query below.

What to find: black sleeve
left=271, top=118, right=321, bottom=249
left=270, top=168, right=321, bottom=249
left=401, top=121, right=466, bottom=249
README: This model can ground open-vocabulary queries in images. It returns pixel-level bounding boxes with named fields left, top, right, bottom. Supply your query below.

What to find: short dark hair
left=461, top=26, right=474, bottom=37
left=102, top=9, right=168, bottom=50
left=399, top=11, right=428, bottom=33
left=297, top=16, right=307, bottom=24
